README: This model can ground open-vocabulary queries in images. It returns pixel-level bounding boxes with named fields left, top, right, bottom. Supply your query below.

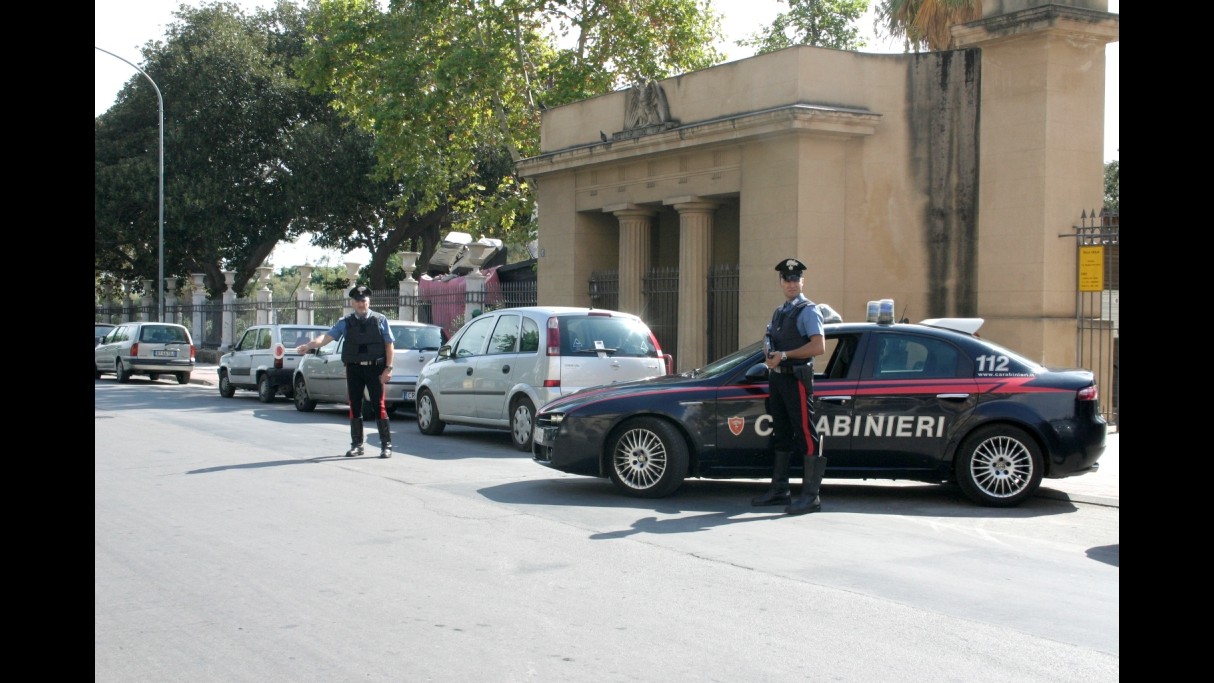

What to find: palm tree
left=877, top=0, right=983, bottom=52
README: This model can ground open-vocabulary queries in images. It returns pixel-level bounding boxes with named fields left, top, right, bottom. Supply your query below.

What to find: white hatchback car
left=292, top=321, right=447, bottom=418
left=94, top=322, right=196, bottom=384
left=218, top=324, right=331, bottom=402
left=415, top=306, right=672, bottom=451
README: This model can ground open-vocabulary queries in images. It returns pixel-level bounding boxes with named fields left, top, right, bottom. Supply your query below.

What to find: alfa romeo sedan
left=532, top=317, right=1107, bottom=507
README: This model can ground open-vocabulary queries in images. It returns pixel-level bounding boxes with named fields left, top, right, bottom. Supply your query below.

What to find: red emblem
left=727, top=416, right=745, bottom=436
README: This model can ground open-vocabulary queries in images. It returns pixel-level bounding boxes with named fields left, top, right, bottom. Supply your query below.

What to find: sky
left=96, top=0, right=1119, bottom=266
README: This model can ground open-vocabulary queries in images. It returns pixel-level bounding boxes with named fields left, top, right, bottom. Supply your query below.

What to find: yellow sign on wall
left=1078, top=246, right=1104, bottom=292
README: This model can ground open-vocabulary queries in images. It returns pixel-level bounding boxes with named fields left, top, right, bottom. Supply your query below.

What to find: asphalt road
left=97, top=378, right=1118, bottom=682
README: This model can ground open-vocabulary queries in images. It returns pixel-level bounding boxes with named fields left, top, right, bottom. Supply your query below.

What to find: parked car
left=94, top=322, right=196, bottom=384
left=218, top=324, right=330, bottom=402
left=415, top=306, right=673, bottom=452
left=532, top=315, right=1108, bottom=507
left=95, top=322, right=116, bottom=347
left=292, top=321, right=447, bottom=418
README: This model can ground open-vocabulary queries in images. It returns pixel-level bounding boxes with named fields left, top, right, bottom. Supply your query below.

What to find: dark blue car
left=532, top=318, right=1107, bottom=507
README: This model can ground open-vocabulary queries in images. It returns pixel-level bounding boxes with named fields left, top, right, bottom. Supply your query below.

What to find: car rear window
left=558, top=316, right=657, bottom=357
left=284, top=328, right=325, bottom=347
left=392, top=326, right=445, bottom=351
left=140, top=325, right=189, bottom=343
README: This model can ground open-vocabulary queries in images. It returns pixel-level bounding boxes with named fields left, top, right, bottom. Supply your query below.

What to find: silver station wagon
left=94, top=322, right=196, bottom=384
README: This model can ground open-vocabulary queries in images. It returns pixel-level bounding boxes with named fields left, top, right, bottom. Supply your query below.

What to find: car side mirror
left=218, top=343, right=232, bottom=354
left=437, top=344, right=452, bottom=360
left=744, top=363, right=770, bottom=383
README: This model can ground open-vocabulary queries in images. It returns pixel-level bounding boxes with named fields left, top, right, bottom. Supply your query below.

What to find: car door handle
left=501, top=365, right=510, bottom=373
left=819, top=395, right=851, bottom=404
left=936, top=393, right=971, bottom=400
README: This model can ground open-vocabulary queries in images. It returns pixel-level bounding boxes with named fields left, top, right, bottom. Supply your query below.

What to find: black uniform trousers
left=345, top=361, right=387, bottom=422
left=767, top=367, right=821, bottom=459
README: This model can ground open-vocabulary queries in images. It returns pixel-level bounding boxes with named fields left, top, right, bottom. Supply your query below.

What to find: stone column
left=141, top=278, right=155, bottom=321
left=122, top=283, right=135, bottom=323
left=343, top=259, right=363, bottom=316
left=164, top=278, right=179, bottom=324
left=255, top=265, right=273, bottom=325
left=191, top=273, right=206, bottom=345
left=296, top=263, right=315, bottom=326
left=221, top=270, right=237, bottom=349
left=666, top=196, right=719, bottom=372
left=605, top=204, right=656, bottom=317
left=398, top=251, right=421, bottom=321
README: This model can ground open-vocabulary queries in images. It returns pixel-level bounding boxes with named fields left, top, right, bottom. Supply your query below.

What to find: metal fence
left=1072, top=209, right=1119, bottom=427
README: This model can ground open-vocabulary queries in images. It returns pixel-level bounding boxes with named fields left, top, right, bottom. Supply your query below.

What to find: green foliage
left=875, top=0, right=982, bottom=52
left=300, top=0, right=722, bottom=257
left=1104, top=160, right=1119, bottom=214
left=95, top=1, right=387, bottom=298
left=739, top=0, right=868, bottom=53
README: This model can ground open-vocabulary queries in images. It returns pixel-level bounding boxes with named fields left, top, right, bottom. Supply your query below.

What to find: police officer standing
left=295, top=286, right=396, bottom=458
left=752, top=258, right=828, bottom=515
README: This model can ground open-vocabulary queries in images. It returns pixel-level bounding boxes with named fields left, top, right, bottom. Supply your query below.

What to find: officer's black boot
left=786, top=456, right=827, bottom=515
left=751, top=450, right=792, bottom=506
left=346, top=419, right=364, bottom=457
left=376, top=418, right=392, bottom=459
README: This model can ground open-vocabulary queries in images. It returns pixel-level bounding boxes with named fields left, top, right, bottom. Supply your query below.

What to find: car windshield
left=687, top=340, right=765, bottom=378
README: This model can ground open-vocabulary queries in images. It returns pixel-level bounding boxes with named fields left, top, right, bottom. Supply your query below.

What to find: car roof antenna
left=899, top=303, right=910, bottom=324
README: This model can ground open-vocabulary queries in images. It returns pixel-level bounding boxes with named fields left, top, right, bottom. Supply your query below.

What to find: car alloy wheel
left=607, top=417, right=688, bottom=498
left=955, top=425, right=1043, bottom=507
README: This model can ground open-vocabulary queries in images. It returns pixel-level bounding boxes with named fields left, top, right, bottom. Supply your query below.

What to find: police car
left=532, top=307, right=1107, bottom=507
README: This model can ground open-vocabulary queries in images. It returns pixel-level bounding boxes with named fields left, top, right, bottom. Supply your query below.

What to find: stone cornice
left=952, top=4, right=1120, bottom=49
left=516, top=103, right=881, bottom=179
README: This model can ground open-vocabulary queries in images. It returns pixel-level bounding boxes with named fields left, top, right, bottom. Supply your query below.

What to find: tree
left=738, top=0, right=868, bottom=54
left=1104, top=159, right=1118, bottom=214
left=96, top=1, right=389, bottom=298
left=875, top=0, right=982, bottom=52
left=299, top=0, right=723, bottom=271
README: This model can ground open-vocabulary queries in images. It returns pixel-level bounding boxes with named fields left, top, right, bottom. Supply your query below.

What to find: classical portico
left=517, top=0, right=1118, bottom=370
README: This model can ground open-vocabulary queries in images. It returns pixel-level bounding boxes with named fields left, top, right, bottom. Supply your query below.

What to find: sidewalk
left=187, top=363, right=1117, bottom=507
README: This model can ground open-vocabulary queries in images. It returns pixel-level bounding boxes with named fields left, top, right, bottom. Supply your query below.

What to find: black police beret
left=774, top=258, right=807, bottom=275
left=348, top=285, right=372, bottom=300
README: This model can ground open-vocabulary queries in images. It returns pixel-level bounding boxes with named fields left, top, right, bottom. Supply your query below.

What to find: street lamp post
left=96, top=46, right=165, bottom=322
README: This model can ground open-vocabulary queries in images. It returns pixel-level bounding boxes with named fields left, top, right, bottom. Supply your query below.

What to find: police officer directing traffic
left=752, top=258, right=828, bottom=515
left=295, top=286, right=396, bottom=458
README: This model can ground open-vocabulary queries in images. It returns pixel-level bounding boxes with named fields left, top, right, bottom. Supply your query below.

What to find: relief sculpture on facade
left=624, top=80, right=676, bottom=131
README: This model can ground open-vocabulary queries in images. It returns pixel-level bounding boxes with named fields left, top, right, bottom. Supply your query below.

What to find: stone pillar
left=296, top=263, right=315, bottom=326
left=221, top=270, right=237, bottom=349
left=255, top=265, right=273, bottom=325
left=398, top=251, right=421, bottom=321
left=122, top=283, right=135, bottom=323
left=952, top=2, right=1118, bottom=365
left=141, top=278, right=155, bottom=321
left=190, top=273, right=206, bottom=346
left=164, top=278, right=179, bottom=324
left=343, top=259, right=363, bottom=316
left=666, top=197, right=718, bottom=373
left=605, top=204, right=656, bottom=317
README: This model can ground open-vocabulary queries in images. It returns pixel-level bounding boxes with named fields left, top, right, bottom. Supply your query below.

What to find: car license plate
left=534, top=427, right=548, bottom=446
left=405, top=391, right=415, bottom=401
left=153, top=350, right=177, bottom=358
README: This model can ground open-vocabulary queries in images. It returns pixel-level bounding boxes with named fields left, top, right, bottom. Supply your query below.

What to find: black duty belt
left=351, top=360, right=383, bottom=366
left=770, top=365, right=808, bottom=375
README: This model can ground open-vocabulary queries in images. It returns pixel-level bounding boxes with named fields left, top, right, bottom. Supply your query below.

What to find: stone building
left=515, top=0, right=1118, bottom=372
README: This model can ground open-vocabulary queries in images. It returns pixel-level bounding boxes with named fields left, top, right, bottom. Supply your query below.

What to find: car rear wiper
left=571, top=348, right=618, bottom=355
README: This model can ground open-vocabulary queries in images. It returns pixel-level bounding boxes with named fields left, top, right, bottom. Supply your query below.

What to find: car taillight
left=1078, top=384, right=1098, bottom=402
left=131, top=343, right=139, bottom=355
left=190, top=345, right=196, bottom=360
left=546, top=317, right=560, bottom=356
left=543, top=379, right=561, bottom=388
left=274, top=343, right=284, bottom=369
